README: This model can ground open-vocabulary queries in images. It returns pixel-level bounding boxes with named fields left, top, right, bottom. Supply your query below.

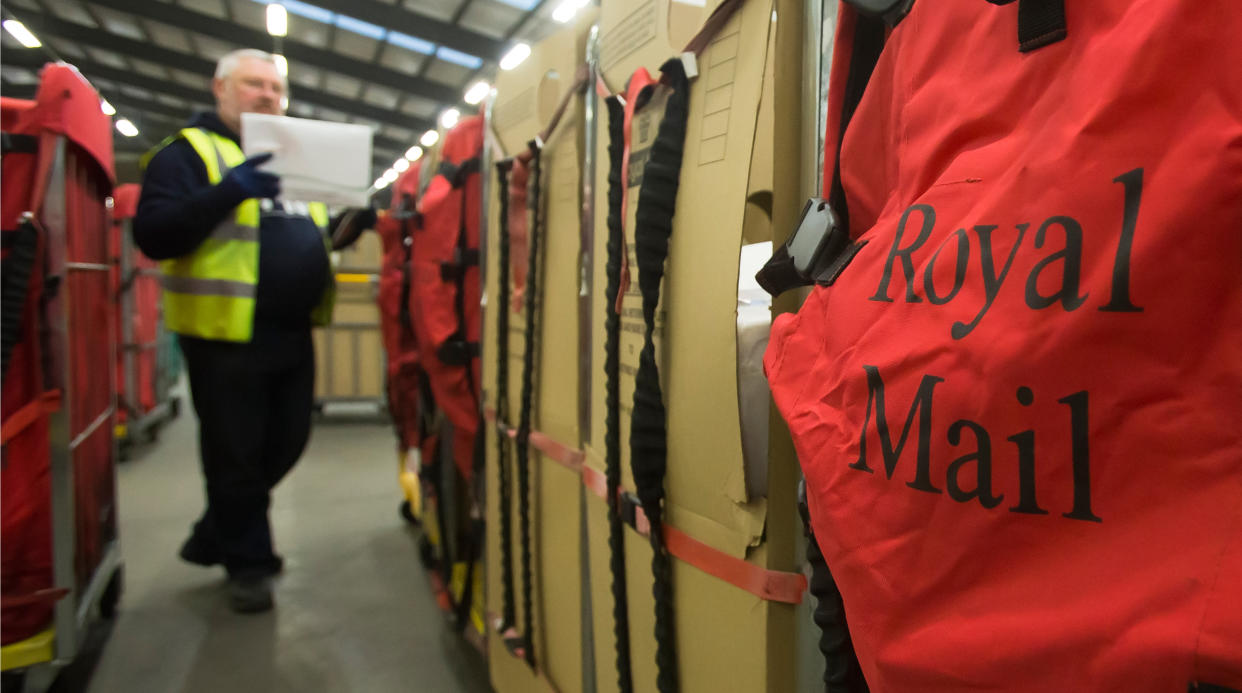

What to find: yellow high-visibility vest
left=141, top=127, right=336, bottom=341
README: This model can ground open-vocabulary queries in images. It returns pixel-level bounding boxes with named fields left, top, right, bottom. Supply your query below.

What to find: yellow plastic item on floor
left=0, top=627, right=55, bottom=671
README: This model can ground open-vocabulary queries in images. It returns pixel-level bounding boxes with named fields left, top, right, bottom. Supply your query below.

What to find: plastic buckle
left=619, top=491, right=641, bottom=530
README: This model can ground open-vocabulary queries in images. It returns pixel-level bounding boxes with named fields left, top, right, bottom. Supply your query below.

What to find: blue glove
left=223, top=152, right=281, bottom=200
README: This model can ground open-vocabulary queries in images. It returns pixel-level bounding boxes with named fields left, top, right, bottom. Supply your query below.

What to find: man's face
left=213, top=57, right=287, bottom=133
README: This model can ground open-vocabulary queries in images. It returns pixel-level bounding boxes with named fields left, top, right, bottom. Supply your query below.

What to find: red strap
left=483, top=411, right=807, bottom=603
left=1, top=390, right=61, bottom=445
left=614, top=68, right=658, bottom=315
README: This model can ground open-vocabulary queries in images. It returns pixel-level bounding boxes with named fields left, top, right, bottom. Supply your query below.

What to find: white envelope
left=241, top=113, right=373, bottom=207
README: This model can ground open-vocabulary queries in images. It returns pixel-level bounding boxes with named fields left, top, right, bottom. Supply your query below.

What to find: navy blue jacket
left=134, top=111, right=329, bottom=331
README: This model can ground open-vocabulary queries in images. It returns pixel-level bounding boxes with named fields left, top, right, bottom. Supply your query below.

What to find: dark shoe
left=179, top=533, right=222, bottom=568
left=227, top=575, right=274, bottom=614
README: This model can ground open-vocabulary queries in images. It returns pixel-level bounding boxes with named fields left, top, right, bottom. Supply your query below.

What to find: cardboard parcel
left=483, top=11, right=598, bottom=693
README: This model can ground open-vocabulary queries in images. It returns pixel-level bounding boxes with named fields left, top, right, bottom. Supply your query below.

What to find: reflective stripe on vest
left=143, top=127, right=333, bottom=341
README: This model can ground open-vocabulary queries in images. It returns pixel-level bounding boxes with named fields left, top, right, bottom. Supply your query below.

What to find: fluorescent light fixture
left=435, top=46, right=483, bottom=69
left=374, top=177, right=390, bottom=190
left=115, top=118, right=139, bottom=137
left=496, top=0, right=539, bottom=9
left=335, top=14, right=385, bottom=40
left=552, top=0, right=590, bottom=23
left=419, top=130, right=439, bottom=147
left=3, top=20, right=41, bottom=48
left=101, top=100, right=116, bottom=116
left=499, top=43, right=531, bottom=71
left=439, top=108, right=460, bottom=130
left=404, top=145, right=423, bottom=161
left=394, top=158, right=410, bottom=173
left=273, top=53, right=288, bottom=76
left=388, top=31, right=434, bottom=55
left=383, top=168, right=399, bottom=183
left=464, top=81, right=490, bottom=105
left=266, top=3, right=288, bottom=36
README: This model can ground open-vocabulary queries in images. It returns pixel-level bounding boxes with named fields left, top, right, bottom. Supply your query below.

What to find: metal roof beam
left=308, top=0, right=507, bottom=59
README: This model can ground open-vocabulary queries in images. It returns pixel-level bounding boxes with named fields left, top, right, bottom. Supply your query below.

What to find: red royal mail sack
left=765, top=1, right=1242, bottom=690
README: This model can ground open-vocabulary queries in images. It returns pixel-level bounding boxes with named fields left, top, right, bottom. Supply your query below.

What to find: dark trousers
left=179, top=325, right=314, bottom=577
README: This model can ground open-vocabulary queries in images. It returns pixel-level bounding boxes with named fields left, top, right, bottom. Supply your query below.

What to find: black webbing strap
left=986, top=0, right=1067, bottom=52
left=602, top=94, right=636, bottom=693
left=1, top=220, right=39, bottom=378
left=630, top=57, right=692, bottom=693
left=514, top=140, right=544, bottom=668
left=828, top=13, right=887, bottom=239
left=439, top=248, right=481, bottom=281
left=494, top=159, right=519, bottom=635
left=1, top=132, right=37, bottom=155
left=440, top=156, right=483, bottom=189
left=799, top=482, right=869, bottom=693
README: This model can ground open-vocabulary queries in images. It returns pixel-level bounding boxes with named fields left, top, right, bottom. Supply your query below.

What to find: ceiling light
left=419, top=130, right=439, bottom=147
left=267, top=3, right=288, bottom=36
left=3, top=20, right=41, bottom=48
left=101, top=100, right=116, bottom=116
left=404, top=145, right=423, bottom=161
left=382, top=168, right=399, bottom=183
left=439, top=108, right=460, bottom=129
left=393, top=158, right=410, bottom=173
left=464, top=81, right=490, bottom=106
left=499, top=43, right=531, bottom=71
left=273, top=54, right=288, bottom=76
left=374, top=177, right=390, bottom=190
left=115, top=119, right=139, bottom=137
left=552, top=0, right=590, bottom=23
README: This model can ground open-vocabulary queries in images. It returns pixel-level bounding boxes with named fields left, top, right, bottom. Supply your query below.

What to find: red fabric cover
left=410, top=116, right=484, bottom=478
left=0, top=97, right=34, bottom=131
left=1, top=68, right=117, bottom=644
left=0, top=220, right=53, bottom=646
left=377, top=164, right=424, bottom=451
left=765, top=2, right=1242, bottom=690
left=26, top=64, right=114, bottom=185
left=111, top=183, right=159, bottom=421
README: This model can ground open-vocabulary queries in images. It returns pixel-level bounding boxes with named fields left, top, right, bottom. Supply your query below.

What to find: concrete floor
left=69, top=399, right=493, bottom=693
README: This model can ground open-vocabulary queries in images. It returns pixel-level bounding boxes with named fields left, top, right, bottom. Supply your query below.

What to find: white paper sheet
left=241, top=113, right=372, bottom=207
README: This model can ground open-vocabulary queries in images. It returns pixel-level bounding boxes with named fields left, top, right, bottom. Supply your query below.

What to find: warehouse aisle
left=72, top=398, right=492, bottom=693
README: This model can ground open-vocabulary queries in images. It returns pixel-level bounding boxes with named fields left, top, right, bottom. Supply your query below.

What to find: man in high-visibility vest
left=134, top=48, right=370, bottom=613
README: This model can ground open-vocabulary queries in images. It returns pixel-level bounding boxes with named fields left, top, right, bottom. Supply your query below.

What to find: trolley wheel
left=417, top=535, right=436, bottom=569
left=399, top=499, right=419, bottom=526
left=1, top=670, right=27, bottom=693
left=100, top=566, right=123, bottom=619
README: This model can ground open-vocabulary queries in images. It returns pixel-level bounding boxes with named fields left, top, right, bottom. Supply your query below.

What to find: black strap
left=1017, top=0, right=1067, bottom=52
left=435, top=338, right=479, bottom=366
left=630, top=57, right=692, bottom=693
left=493, top=159, right=519, bottom=635
left=602, top=95, right=636, bottom=693
left=986, top=0, right=1067, bottom=52
left=829, top=14, right=887, bottom=239
left=439, top=156, right=482, bottom=189
left=1, top=221, right=39, bottom=378
left=439, top=248, right=481, bottom=281
left=799, top=482, right=869, bottom=693
left=1, top=132, right=37, bottom=155
left=514, top=140, right=544, bottom=668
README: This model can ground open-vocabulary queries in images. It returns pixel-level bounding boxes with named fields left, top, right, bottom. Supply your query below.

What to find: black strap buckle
left=756, top=197, right=867, bottom=297
left=436, top=337, right=480, bottom=366
left=618, top=491, right=641, bottom=530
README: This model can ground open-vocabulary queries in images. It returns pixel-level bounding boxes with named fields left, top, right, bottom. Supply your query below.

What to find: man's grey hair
left=214, top=48, right=288, bottom=89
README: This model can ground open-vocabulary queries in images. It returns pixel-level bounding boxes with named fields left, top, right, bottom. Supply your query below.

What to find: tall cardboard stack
left=483, top=1, right=805, bottom=691
left=313, top=231, right=386, bottom=406
left=484, top=10, right=598, bottom=693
